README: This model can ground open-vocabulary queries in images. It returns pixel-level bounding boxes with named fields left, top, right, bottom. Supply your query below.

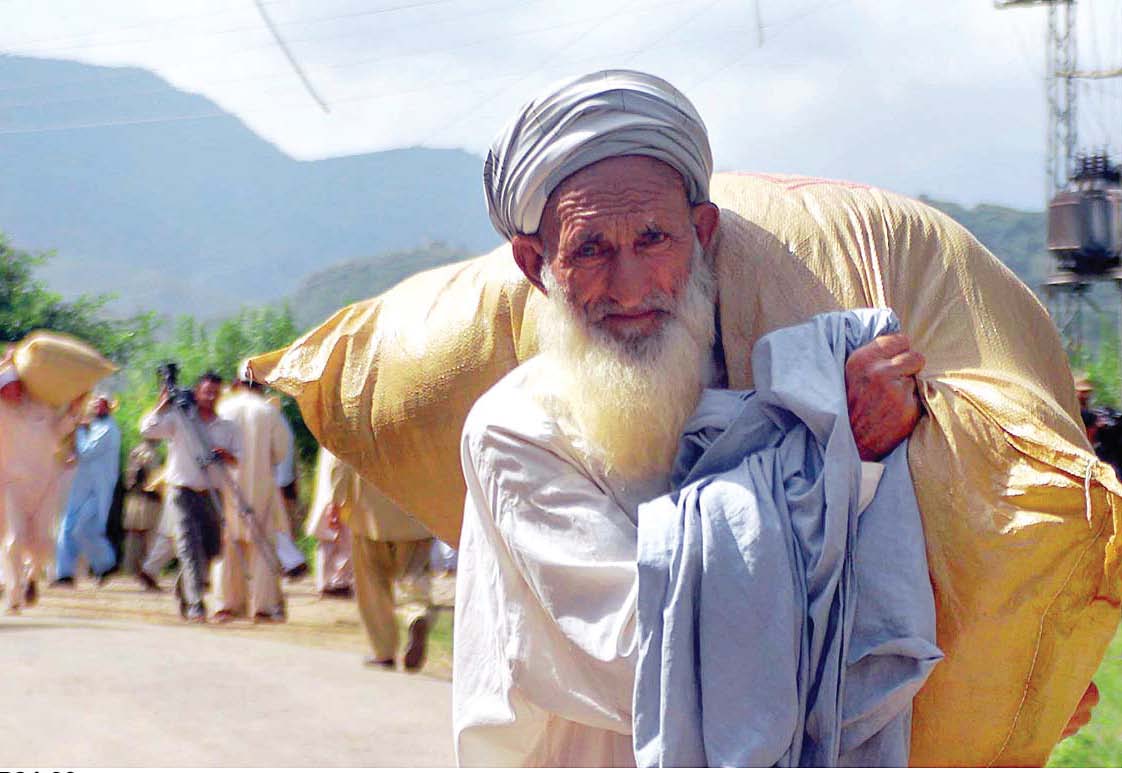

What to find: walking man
left=213, top=369, right=289, bottom=623
left=0, top=355, right=78, bottom=612
left=53, top=394, right=121, bottom=587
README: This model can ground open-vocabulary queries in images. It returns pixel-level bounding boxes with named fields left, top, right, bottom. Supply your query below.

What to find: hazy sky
left=2, top=0, right=1121, bottom=210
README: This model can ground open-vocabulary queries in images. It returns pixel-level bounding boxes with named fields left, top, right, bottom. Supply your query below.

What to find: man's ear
left=690, top=202, right=720, bottom=252
left=512, top=234, right=548, bottom=294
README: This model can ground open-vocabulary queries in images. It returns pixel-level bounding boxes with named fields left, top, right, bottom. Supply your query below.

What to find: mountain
left=1, top=54, right=1064, bottom=328
left=0, top=55, right=500, bottom=318
left=920, top=196, right=1049, bottom=285
left=287, top=241, right=469, bottom=330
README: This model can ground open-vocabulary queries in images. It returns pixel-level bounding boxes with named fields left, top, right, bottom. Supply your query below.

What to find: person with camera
left=140, top=370, right=241, bottom=623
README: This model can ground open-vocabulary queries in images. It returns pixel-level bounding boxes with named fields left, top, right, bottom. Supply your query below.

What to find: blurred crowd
left=0, top=355, right=455, bottom=673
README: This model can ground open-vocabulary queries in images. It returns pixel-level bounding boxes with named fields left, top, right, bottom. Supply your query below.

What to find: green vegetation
left=1050, top=630, right=1122, bottom=766
left=0, top=232, right=157, bottom=362
left=1, top=232, right=317, bottom=478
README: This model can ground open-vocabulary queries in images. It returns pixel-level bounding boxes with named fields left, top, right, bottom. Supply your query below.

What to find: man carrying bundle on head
left=0, top=355, right=75, bottom=612
left=0, top=334, right=113, bottom=612
left=451, top=70, right=1103, bottom=766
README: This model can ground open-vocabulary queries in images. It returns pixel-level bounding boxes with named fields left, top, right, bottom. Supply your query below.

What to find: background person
left=121, top=438, right=163, bottom=577
left=338, top=462, right=433, bottom=671
left=52, top=394, right=121, bottom=587
left=0, top=351, right=80, bottom=612
left=212, top=370, right=289, bottom=623
left=139, top=371, right=240, bottom=622
left=305, top=446, right=353, bottom=598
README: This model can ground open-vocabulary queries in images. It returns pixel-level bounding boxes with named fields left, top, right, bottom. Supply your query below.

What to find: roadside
left=13, top=570, right=456, bottom=680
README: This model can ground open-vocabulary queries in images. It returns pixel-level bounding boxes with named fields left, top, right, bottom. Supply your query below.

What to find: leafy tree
left=0, top=232, right=156, bottom=362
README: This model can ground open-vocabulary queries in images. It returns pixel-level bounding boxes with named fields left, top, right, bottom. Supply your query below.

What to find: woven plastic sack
left=12, top=330, right=117, bottom=408
left=256, top=171, right=1121, bottom=765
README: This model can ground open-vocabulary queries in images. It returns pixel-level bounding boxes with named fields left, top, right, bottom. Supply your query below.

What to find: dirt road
left=0, top=576, right=455, bottom=766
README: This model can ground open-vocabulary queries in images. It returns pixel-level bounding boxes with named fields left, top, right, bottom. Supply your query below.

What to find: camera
left=156, top=361, right=195, bottom=409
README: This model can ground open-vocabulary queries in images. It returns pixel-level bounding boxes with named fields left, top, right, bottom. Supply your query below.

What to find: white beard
left=536, top=243, right=717, bottom=483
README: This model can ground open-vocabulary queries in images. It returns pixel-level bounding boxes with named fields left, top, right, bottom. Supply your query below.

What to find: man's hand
left=212, top=447, right=237, bottom=466
left=1062, top=682, right=1099, bottom=740
left=326, top=503, right=342, bottom=534
left=155, top=386, right=172, bottom=413
left=845, top=333, right=925, bottom=461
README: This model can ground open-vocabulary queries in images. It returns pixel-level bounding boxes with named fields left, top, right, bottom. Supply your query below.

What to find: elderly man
left=213, top=367, right=290, bottom=623
left=452, top=70, right=957, bottom=766
left=0, top=355, right=77, bottom=612
left=52, top=394, right=121, bottom=587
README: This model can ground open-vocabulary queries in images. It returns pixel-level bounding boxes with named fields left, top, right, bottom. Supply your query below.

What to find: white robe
left=306, top=447, right=353, bottom=592
left=455, top=359, right=656, bottom=767
left=0, top=396, right=75, bottom=601
left=216, top=390, right=289, bottom=542
left=214, top=389, right=289, bottom=615
left=455, top=357, right=885, bottom=767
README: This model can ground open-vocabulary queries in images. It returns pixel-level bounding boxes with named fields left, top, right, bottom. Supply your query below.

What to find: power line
left=0, top=0, right=620, bottom=114
left=0, top=0, right=704, bottom=138
left=2, top=0, right=457, bottom=57
left=0, top=0, right=531, bottom=99
left=254, top=0, right=330, bottom=113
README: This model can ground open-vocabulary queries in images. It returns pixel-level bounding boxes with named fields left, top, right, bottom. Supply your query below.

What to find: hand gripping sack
left=255, top=172, right=1121, bottom=766
left=11, top=330, right=117, bottom=408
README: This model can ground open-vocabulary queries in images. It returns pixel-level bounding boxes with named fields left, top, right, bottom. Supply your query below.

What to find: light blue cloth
left=633, top=309, right=943, bottom=768
left=274, top=415, right=296, bottom=488
left=56, top=415, right=121, bottom=578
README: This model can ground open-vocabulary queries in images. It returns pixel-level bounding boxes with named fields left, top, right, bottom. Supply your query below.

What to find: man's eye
left=577, top=243, right=602, bottom=258
left=639, top=231, right=668, bottom=247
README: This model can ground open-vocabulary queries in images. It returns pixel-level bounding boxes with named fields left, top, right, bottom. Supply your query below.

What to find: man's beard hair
left=537, top=242, right=717, bottom=483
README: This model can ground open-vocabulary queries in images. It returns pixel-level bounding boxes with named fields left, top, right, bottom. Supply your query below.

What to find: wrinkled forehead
left=541, top=156, right=690, bottom=238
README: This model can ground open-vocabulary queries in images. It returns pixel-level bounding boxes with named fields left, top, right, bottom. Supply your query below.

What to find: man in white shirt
left=453, top=70, right=926, bottom=766
left=140, top=371, right=240, bottom=623
left=213, top=372, right=290, bottom=623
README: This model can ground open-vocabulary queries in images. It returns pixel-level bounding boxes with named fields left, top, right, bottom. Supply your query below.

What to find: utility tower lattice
left=998, top=0, right=1078, bottom=199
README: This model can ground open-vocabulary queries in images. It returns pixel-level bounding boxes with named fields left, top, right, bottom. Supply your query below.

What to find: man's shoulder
left=463, top=358, right=567, bottom=455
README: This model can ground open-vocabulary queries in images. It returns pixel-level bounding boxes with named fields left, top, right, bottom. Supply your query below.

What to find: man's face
left=1078, top=388, right=1092, bottom=408
left=195, top=379, right=220, bottom=411
left=511, top=156, right=720, bottom=482
left=91, top=397, right=110, bottom=418
left=525, top=156, right=718, bottom=352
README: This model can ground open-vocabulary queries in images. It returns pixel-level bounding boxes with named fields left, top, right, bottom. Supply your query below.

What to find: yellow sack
left=12, top=330, right=117, bottom=408
left=256, top=171, right=1121, bottom=766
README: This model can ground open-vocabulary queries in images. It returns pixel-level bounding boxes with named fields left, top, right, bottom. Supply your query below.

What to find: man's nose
left=605, top=251, right=653, bottom=308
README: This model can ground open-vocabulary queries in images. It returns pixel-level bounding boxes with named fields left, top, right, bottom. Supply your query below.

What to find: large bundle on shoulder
left=10, top=330, right=117, bottom=408
left=255, top=171, right=1121, bottom=766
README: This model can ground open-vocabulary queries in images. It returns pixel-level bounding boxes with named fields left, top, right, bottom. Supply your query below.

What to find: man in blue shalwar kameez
left=53, top=395, right=121, bottom=586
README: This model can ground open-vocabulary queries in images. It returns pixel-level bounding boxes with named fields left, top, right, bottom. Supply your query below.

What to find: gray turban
left=483, top=69, right=713, bottom=241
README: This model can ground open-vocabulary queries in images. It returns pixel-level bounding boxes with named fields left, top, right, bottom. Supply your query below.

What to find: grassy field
left=1049, top=629, right=1122, bottom=766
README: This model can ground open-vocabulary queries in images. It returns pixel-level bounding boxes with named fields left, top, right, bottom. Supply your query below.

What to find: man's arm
left=140, top=390, right=175, bottom=440
left=209, top=420, right=242, bottom=468
left=845, top=333, right=925, bottom=461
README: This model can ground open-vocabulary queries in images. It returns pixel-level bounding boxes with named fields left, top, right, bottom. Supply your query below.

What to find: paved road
left=0, top=614, right=454, bottom=767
